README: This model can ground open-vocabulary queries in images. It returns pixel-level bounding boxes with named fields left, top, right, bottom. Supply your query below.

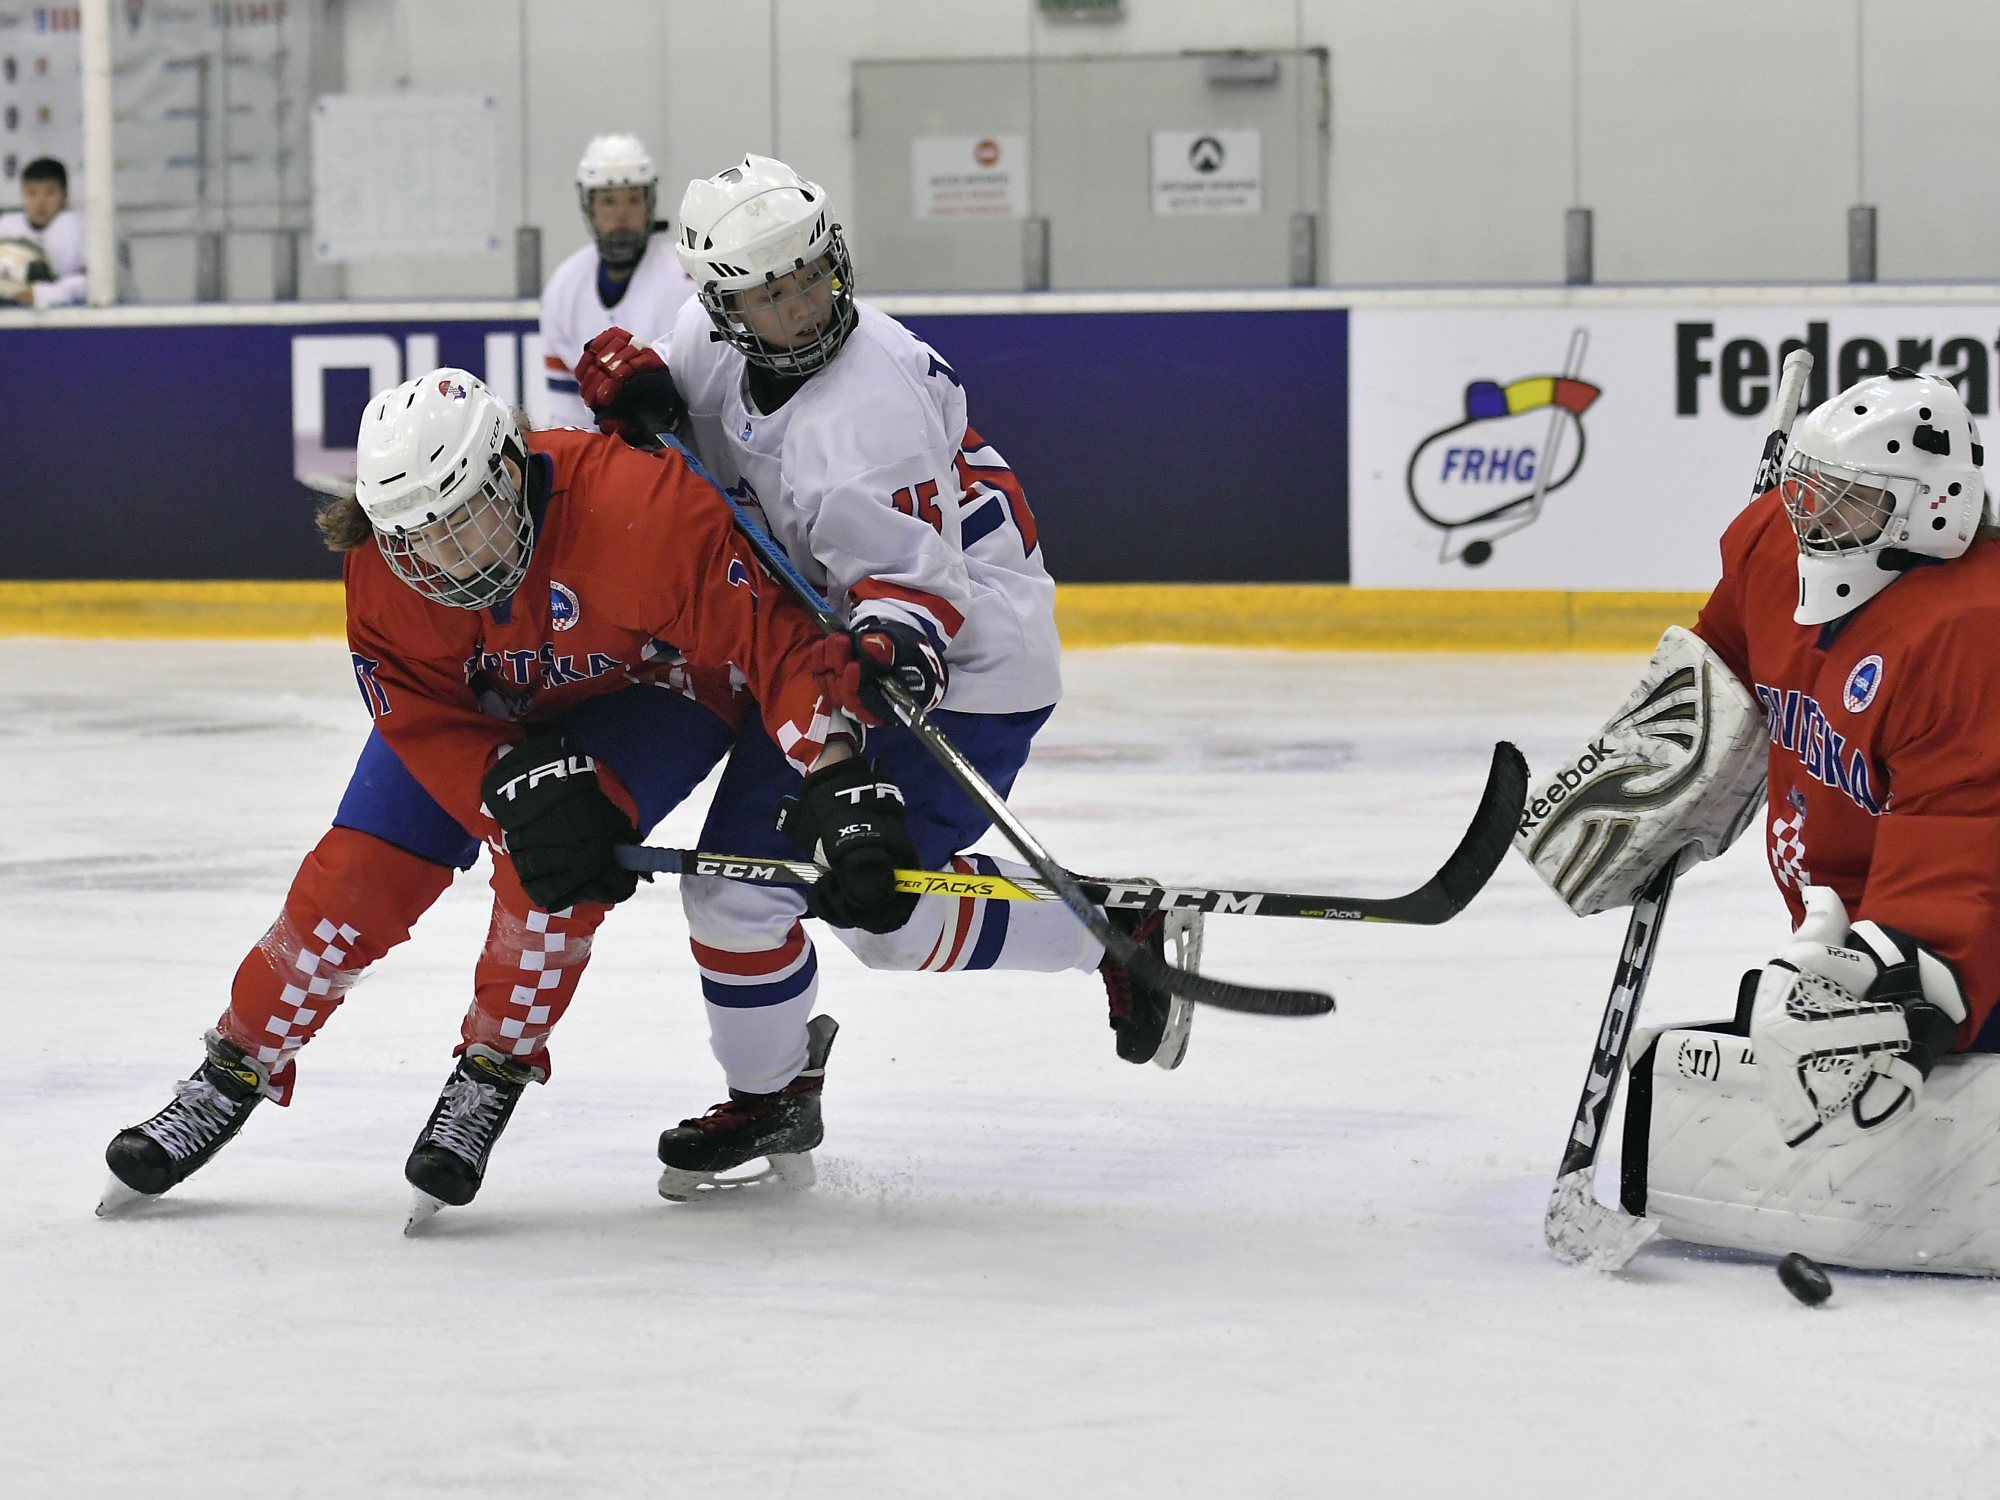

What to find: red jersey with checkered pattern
left=1693, top=489, right=2000, bottom=1048
left=345, top=426, right=843, bottom=835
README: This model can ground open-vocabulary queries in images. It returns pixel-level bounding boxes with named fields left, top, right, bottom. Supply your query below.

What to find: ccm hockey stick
left=1544, top=345, right=1813, bottom=1269
left=661, top=433, right=1333, bottom=1019
left=617, top=739, right=1528, bottom=924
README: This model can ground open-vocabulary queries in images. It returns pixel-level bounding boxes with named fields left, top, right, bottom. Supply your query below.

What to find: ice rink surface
left=7, top=640, right=1996, bottom=1499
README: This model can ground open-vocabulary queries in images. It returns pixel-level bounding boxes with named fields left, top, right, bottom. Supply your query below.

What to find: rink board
left=10, top=285, right=2000, bottom=647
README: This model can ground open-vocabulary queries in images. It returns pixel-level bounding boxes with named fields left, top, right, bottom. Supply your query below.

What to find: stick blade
left=1544, top=1168, right=1658, bottom=1271
left=1436, top=740, right=1530, bottom=914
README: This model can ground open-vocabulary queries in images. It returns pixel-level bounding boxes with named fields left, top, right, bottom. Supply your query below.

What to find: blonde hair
left=315, top=490, right=372, bottom=553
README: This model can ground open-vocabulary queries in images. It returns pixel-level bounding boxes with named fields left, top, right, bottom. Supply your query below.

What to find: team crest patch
left=1842, top=654, right=1884, bottom=713
left=549, top=580, right=581, bottom=631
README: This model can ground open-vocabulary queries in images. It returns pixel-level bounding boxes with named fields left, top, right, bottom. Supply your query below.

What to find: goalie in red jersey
left=99, top=369, right=913, bottom=1223
left=1520, top=367, right=2000, bottom=1274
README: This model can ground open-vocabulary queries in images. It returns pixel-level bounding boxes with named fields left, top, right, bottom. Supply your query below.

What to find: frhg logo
left=1405, top=329, right=1601, bottom=566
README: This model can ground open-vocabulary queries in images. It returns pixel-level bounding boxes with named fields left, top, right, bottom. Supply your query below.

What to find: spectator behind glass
left=0, top=157, right=88, bottom=308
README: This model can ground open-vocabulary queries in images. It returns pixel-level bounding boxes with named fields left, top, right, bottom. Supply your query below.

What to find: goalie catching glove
left=1516, top=626, right=1767, bottom=915
left=481, top=727, right=644, bottom=911
left=1750, top=885, right=1966, bottom=1148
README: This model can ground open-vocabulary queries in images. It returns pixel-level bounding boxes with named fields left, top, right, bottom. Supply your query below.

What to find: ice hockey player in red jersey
left=99, top=368, right=912, bottom=1223
left=1520, top=367, right=2000, bottom=1273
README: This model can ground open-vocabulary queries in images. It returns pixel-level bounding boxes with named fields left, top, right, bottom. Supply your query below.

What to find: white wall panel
left=1576, top=0, right=1853, bottom=283
left=310, top=0, right=2000, bottom=298
left=1862, top=0, right=2000, bottom=281
left=1309, top=0, right=1571, bottom=285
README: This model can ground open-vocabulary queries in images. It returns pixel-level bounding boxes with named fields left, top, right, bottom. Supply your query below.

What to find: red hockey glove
left=576, top=326, right=687, bottom=445
left=813, top=618, right=946, bottom=727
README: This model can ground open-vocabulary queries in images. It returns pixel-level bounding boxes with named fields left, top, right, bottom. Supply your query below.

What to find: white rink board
left=7, top=641, right=1998, bottom=1499
left=1350, top=303, right=2000, bottom=590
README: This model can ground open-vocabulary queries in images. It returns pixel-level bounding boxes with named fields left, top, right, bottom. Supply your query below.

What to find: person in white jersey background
left=0, top=156, right=86, bottom=308
left=577, top=155, right=1195, bottom=1195
left=533, top=134, right=694, bottom=428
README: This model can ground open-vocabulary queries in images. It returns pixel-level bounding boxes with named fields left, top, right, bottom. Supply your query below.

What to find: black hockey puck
left=1777, top=1251, right=1833, bottom=1306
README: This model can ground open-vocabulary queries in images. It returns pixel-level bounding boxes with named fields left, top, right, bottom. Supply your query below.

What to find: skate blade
left=404, top=1190, right=447, bottom=1237
left=1544, top=1168, right=1659, bottom=1271
left=1152, top=995, right=1195, bottom=1071
left=1152, top=910, right=1202, bottom=1071
left=657, top=1150, right=817, bottom=1203
left=95, top=1175, right=152, bottom=1218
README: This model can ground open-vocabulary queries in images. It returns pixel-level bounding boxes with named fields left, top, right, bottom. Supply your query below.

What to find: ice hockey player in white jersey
left=532, top=134, right=694, bottom=429
left=577, top=155, right=1197, bottom=1197
left=0, top=156, right=86, bottom=308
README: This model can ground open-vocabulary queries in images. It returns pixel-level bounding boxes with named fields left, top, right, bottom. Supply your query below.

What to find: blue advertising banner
left=1, top=306, right=1348, bottom=583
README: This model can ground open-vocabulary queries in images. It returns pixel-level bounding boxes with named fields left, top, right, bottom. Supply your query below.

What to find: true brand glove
left=1750, top=886, right=1967, bottom=1147
left=776, top=757, right=919, bottom=934
left=480, top=728, right=643, bottom=911
left=813, top=617, right=946, bottom=727
left=576, top=326, right=687, bottom=447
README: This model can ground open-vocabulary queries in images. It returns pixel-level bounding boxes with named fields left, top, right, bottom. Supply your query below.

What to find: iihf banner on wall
left=1348, top=304, right=2000, bottom=590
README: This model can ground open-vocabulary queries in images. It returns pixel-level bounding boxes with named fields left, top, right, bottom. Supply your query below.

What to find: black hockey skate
left=99, top=1031, right=269, bottom=1215
left=1100, top=905, right=1201, bottom=1070
left=403, top=1046, right=536, bottom=1233
left=656, top=1014, right=838, bottom=1201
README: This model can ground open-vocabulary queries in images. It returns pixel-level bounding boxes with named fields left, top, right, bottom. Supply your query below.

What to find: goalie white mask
left=577, top=133, right=659, bottom=269
left=1779, top=369, right=1986, bottom=625
left=676, top=154, right=857, bottom=377
left=353, top=369, right=534, bottom=611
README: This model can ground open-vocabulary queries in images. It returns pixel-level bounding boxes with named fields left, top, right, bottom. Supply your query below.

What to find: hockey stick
left=661, top=432, right=1333, bottom=1019
left=617, top=739, right=1527, bottom=924
left=1543, top=346, right=1812, bottom=1270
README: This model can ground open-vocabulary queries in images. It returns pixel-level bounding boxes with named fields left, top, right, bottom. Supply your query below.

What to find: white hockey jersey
left=0, top=207, right=85, bottom=307
left=534, top=233, right=694, bottom=429
left=666, top=298, right=1062, bottom=715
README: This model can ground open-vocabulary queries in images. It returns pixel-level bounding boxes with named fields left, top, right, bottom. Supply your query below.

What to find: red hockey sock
left=458, top=855, right=612, bottom=1081
left=219, top=827, right=455, bottom=1104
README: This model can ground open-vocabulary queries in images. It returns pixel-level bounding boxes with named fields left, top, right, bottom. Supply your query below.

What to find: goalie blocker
left=1516, top=625, right=1767, bottom=916
left=1622, top=1008, right=2000, bottom=1275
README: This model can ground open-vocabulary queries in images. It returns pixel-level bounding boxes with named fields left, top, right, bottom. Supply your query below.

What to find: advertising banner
left=3, top=305, right=1348, bottom=585
left=1349, top=303, right=2000, bottom=590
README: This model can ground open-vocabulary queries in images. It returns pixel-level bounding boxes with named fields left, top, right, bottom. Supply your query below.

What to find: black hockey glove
left=777, top=757, right=919, bottom=934
left=813, top=617, right=946, bottom=727
left=480, top=727, right=643, bottom=911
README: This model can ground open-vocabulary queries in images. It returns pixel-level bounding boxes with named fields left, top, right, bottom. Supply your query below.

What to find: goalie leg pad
left=1623, top=1025, right=2000, bottom=1274
left=1516, top=626, right=1768, bottom=915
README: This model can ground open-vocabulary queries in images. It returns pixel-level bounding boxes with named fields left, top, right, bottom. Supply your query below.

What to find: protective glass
left=377, top=460, right=533, bottom=610
left=1778, top=451, right=1917, bottom=556
left=698, top=229, right=858, bottom=377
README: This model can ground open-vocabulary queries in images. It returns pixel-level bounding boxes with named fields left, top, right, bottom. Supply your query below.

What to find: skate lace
left=1099, top=910, right=1163, bottom=1025
left=691, top=1097, right=764, bottom=1135
left=140, top=1078, right=245, bottom=1161
left=428, top=1075, right=506, bottom=1160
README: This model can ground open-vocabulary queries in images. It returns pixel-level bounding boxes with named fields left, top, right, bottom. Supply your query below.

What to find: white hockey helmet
left=1780, top=368, right=1987, bottom=624
left=676, top=153, right=857, bottom=376
left=353, top=369, right=534, bottom=611
left=576, top=133, right=659, bottom=267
